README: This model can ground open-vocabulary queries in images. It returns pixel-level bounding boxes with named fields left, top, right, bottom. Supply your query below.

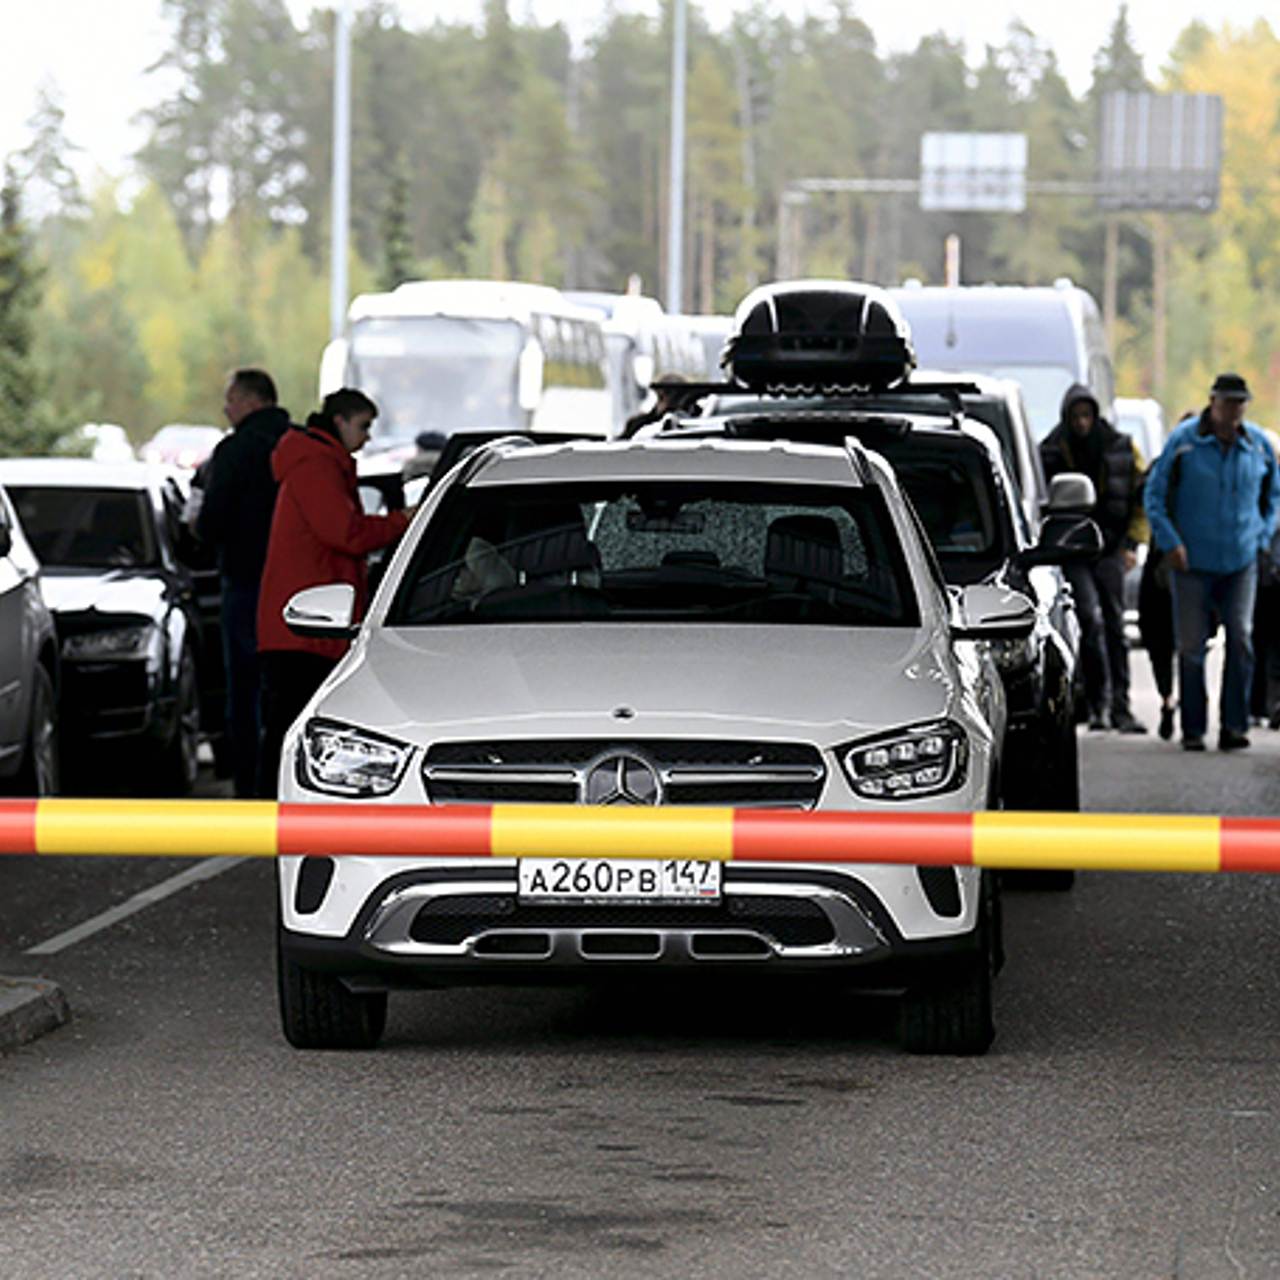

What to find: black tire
left=899, top=878, right=996, bottom=1056
left=155, top=646, right=201, bottom=796
left=278, top=932, right=387, bottom=1050
left=7, top=663, right=58, bottom=797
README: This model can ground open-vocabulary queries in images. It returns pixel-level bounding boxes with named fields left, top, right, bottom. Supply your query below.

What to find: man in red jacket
left=256, top=388, right=410, bottom=797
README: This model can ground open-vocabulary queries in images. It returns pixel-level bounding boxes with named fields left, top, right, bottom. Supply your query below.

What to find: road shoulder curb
left=0, top=975, right=70, bottom=1052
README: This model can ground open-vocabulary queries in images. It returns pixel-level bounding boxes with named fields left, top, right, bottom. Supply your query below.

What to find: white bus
left=320, top=279, right=614, bottom=456
left=566, top=291, right=707, bottom=428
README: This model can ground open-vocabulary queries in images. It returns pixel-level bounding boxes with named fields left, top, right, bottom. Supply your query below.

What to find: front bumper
left=279, top=860, right=985, bottom=991
left=61, top=662, right=170, bottom=740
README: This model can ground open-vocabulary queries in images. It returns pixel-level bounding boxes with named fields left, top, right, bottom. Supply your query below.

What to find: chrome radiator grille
left=421, top=738, right=825, bottom=808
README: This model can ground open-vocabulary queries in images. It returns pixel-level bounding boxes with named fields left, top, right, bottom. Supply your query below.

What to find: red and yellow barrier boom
left=0, top=800, right=1277, bottom=873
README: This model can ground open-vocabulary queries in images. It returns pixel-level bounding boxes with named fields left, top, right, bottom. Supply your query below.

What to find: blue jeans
left=1170, top=563, right=1257, bottom=739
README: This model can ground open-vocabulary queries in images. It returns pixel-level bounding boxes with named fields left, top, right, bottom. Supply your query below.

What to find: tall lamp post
left=665, top=0, right=687, bottom=315
left=329, top=0, right=353, bottom=342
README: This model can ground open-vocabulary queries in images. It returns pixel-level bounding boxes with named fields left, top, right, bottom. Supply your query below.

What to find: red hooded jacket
left=257, top=425, right=409, bottom=659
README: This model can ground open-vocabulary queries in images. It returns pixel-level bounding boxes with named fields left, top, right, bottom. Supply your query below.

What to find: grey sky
left=0, top=0, right=1271, bottom=190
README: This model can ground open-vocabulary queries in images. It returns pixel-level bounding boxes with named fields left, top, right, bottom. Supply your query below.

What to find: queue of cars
left=0, top=277, right=1110, bottom=1056
left=270, top=280, right=1105, bottom=1056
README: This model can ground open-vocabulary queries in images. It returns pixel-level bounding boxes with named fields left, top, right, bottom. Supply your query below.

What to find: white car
left=274, top=426, right=1033, bottom=1056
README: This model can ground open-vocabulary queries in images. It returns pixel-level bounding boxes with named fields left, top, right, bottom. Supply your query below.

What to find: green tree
left=579, top=11, right=669, bottom=291
left=504, top=74, right=599, bottom=284
left=1091, top=5, right=1148, bottom=98
left=687, top=46, right=748, bottom=311
left=0, top=171, right=63, bottom=454
left=380, top=161, right=415, bottom=290
left=13, top=86, right=86, bottom=224
left=140, top=0, right=311, bottom=248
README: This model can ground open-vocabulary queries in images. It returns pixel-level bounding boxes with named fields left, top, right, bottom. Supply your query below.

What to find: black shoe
left=1270, top=707, right=1280, bottom=731
left=1159, top=705, right=1176, bottom=741
left=1088, top=709, right=1109, bottom=732
left=1182, top=736, right=1206, bottom=752
left=1112, top=711, right=1148, bottom=735
left=1219, top=729, right=1251, bottom=751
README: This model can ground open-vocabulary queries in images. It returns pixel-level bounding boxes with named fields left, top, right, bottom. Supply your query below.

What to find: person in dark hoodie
left=1040, top=384, right=1150, bottom=733
left=197, top=368, right=293, bottom=796
left=255, top=387, right=411, bottom=798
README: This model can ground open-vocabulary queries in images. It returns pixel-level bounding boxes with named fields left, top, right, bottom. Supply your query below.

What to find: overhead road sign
left=1098, top=92, right=1223, bottom=212
left=920, top=133, right=1028, bottom=214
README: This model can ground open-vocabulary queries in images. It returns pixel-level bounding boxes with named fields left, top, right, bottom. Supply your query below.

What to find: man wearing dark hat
left=1145, top=373, right=1280, bottom=751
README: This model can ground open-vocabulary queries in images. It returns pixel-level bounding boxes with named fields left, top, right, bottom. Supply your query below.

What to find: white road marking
left=25, top=857, right=249, bottom=956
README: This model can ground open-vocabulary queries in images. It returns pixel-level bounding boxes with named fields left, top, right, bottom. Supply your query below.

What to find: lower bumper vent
left=408, top=894, right=835, bottom=948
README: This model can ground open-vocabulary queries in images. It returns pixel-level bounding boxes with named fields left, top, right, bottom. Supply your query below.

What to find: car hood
left=317, top=623, right=963, bottom=744
left=40, top=569, right=168, bottom=619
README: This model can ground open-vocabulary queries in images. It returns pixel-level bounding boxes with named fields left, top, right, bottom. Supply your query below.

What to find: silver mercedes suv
left=274, top=405, right=1035, bottom=1054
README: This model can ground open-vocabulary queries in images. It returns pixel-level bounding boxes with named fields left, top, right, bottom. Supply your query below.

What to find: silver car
left=0, top=483, right=59, bottom=795
left=274, top=432, right=1034, bottom=1055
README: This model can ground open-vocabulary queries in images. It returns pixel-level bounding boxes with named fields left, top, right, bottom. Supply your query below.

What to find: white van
left=889, top=280, right=1115, bottom=443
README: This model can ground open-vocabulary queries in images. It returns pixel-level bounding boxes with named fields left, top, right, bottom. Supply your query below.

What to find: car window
left=390, top=480, right=919, bottom=628
left=879, top=447, right=1008, bottom=585
left=8, top=486, right=159, bottom=569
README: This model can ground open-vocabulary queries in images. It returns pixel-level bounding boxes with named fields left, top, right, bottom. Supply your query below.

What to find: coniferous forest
left=1, top=0, right=1277, bottom=448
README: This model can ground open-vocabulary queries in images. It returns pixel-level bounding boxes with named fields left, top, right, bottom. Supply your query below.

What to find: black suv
left=651, top=282, right=1097, bottom=829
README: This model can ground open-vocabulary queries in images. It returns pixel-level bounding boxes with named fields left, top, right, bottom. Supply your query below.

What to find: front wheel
left=899, top=877, right=997, bottom=1056
left=7, top=663, right=58, bottom=797
left=278, top=931, right=387, bottom=1050
left=154, top=646, right=201, bottom=795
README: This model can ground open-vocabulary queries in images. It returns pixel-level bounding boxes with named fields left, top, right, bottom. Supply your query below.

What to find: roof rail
left=842, top=434, right=875, bottom=484
left=453, top=432, right=545, bottom=485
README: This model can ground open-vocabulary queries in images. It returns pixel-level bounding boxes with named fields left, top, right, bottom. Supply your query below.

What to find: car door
left=0, top=491, right=36, bottom=759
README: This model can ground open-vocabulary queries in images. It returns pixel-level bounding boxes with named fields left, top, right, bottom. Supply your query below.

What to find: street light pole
left=329, top=0, right=353, bottom=342
left=665, top=0, right=687, bottom=314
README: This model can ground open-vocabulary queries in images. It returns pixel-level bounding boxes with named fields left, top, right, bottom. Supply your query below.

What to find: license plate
left=517, top=857, right=721, bottom=902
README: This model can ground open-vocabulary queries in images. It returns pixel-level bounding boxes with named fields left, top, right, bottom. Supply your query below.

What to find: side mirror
left=632, top=352, right=656, bottom=391
left=518, top=339, right=545, bottom=412
left=284, top=583, right=358, bottom=641
left=951, top=583, right=1036, bottom=641
left=1046, top=471, right=1096, bottom=513
left=1021, top=513, right=1105, bottom=567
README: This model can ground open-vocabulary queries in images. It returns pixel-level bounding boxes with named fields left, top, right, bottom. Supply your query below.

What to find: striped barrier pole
left=0, top=800, right=1277, bottom=872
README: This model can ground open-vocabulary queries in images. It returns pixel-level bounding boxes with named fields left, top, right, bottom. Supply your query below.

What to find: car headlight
left=62, top=623, right=162, bottom=663
left=297, top=719, right=413, bottom=798
left=840, top=719, right=969, bottom=800
left=988, top=634, right=1036, bottom=673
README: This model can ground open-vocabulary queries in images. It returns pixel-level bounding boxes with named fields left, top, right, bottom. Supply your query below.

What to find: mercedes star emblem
left=583, top=751, right=662, bottom=806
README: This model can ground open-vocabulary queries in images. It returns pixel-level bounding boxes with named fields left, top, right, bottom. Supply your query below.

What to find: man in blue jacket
left=1144, top=373, right=1280, bottom=751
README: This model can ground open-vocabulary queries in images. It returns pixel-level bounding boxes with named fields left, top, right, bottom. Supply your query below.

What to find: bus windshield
left=348, top=316, right=526, bottom=446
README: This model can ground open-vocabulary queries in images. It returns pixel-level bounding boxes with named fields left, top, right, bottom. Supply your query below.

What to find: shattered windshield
left=389, top=479, right=919, bottom=627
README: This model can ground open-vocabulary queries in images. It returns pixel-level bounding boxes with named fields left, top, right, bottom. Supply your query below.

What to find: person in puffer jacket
left=1040, top=384, right=1149, bottom=734
left=256, top=388, right=411, bottom=796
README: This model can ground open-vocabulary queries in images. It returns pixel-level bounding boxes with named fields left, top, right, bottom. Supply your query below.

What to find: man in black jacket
left=1041, top=384, right=1150, bottom=733
left=197, top=368, right=292, bottom=795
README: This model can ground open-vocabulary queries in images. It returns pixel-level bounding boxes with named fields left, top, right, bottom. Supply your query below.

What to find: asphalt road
left=4, top=659, right=1280, bottom=1279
